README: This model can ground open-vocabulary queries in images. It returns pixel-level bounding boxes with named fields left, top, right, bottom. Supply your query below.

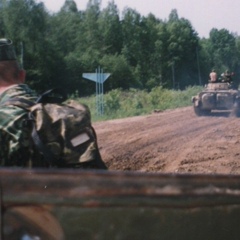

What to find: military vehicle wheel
left=194, top=106, right=211, bottom=116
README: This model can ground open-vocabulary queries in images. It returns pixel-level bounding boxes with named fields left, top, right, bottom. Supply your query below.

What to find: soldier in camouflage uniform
left=0, top=38, right=38, bottom=166
left=0, top=39, right=107, bottom=170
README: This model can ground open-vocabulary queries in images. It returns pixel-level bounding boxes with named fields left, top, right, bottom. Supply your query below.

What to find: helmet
left=0, top=38, right=17, bottom=61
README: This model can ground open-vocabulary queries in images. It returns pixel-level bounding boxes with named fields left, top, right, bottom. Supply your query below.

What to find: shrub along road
left=94, top=107, right=240, bottom=174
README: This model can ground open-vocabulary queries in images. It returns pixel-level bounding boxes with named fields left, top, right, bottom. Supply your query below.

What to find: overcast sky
left=39, top=0, right=240, bottom=38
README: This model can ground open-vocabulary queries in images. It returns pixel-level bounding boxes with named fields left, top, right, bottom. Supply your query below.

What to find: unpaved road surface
left=94, top=107, right=240, bottom=174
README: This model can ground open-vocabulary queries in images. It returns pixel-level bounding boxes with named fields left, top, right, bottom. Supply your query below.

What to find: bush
left=74, top=85, right=204, bottom=121
left=104, top=89, right=121, bottom=115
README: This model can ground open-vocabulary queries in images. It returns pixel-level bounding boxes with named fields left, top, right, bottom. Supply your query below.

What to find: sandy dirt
left=93, top=107, right=240, bottom=174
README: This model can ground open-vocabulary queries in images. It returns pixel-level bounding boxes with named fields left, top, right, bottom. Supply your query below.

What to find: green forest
left=0, top=0, right=240, bottom=97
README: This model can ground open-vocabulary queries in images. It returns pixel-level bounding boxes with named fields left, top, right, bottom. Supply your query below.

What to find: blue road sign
left=82, top=73, right=110, bottom=83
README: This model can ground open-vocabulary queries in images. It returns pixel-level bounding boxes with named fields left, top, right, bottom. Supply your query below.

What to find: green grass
left=74, top=86, right=203, bottom=122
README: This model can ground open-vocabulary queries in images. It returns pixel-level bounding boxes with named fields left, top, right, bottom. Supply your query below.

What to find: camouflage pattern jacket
left=0, top=84, right=37, bottom=166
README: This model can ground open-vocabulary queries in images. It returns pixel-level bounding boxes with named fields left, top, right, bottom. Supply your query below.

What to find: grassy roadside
left=75, top=86, right=203, bottom=122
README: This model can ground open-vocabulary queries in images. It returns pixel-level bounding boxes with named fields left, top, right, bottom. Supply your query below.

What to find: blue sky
left=40, top=0, right=240, bottom=38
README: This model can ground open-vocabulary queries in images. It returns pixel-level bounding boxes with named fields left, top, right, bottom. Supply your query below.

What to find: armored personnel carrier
left=192, top=82, right=240, bottom=116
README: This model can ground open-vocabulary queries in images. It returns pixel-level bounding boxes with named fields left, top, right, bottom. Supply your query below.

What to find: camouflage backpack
left=2, top=88, right=107, bottom=169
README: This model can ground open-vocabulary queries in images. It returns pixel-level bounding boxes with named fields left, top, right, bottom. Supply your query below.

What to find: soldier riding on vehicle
left=209, top=69, right=218, bottom=83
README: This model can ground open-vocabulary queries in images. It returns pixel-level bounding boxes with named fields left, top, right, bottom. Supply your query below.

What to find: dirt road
left=94, top=107, right=240, bottom=174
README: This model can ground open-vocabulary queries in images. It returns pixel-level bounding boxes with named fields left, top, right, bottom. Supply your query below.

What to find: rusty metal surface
left=1, top=169, right=240, bottom=239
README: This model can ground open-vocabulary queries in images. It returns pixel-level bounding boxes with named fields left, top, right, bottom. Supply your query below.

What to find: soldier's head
left=212, top=69, right=216, bottom=72
left=0, top=38, right=25, bottom=85
left=0, top=38, right=17, bottom=61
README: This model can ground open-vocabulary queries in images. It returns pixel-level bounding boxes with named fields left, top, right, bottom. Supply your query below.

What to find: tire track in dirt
left=163, top=117, right=235, bottom=173
left=94, top=107, right=240, bottom=174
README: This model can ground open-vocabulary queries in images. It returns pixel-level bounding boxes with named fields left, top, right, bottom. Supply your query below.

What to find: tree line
left=0, top=0, right=240, bottom=96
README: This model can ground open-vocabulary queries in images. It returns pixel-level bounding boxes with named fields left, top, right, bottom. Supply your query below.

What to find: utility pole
left=172, top=61, right=175, bottom=89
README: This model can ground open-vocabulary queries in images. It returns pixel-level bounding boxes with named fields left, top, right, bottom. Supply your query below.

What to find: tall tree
left=60, top=0, right=78, bottom=13
left=138, top=14, right=162, bottom=89
left=98, top=1, right=122, bottom=55
left=209, top=28, right=238, bottom=73
left=166, top=9, right=199, bottom=88
left=121, top=8, right=142, bottom=68
left=155, top=21, right=170, bottom=87
left=47, top=1, right=85, bottom=94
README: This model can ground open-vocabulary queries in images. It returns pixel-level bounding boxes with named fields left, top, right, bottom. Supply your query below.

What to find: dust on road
left=94, top=107, right=240, bottom=174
